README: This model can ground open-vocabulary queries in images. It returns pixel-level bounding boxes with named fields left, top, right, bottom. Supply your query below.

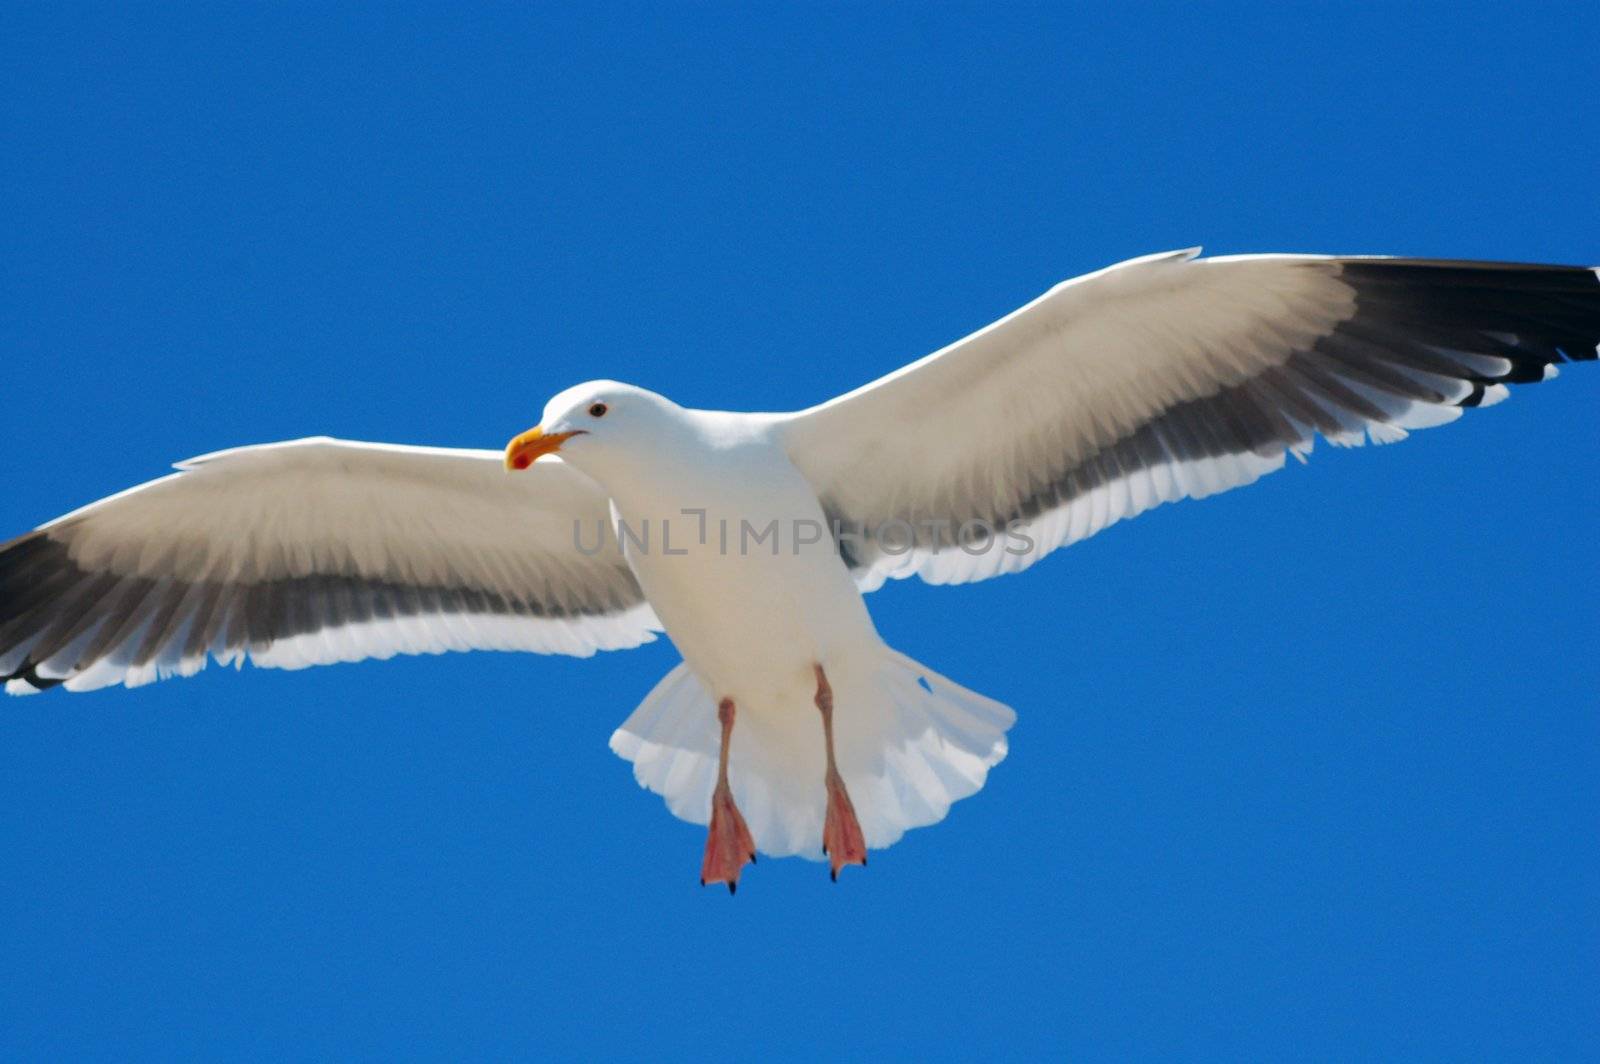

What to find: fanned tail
left=610, top=649, right=1014, bottom=859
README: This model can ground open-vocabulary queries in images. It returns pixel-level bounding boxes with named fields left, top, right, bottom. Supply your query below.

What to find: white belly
left=614, top=441, right=881, bottom=711
left=589, top=411, right=1014, bottom=860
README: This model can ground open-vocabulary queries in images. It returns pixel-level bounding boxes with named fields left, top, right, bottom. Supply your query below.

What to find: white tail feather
left=609, top=649, right=1014, bottom=859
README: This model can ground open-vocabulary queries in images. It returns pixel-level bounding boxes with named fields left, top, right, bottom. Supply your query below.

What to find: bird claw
left=822, top=771, right=868, bottom=881
left=700, top=782, right=757, bottom=894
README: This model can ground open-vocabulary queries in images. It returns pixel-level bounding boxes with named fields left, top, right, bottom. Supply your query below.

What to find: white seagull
left=3, top=248, right=1596, bottom=890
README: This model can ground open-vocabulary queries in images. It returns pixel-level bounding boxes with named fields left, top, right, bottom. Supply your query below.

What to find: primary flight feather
left=3, top=248, right=1595, bottom=890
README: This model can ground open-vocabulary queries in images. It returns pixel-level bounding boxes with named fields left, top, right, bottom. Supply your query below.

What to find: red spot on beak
left=505, top=426, right=581, bottom=470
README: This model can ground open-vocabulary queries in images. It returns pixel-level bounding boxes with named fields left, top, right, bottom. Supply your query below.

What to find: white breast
left=608, top=420, right=882, bottom=712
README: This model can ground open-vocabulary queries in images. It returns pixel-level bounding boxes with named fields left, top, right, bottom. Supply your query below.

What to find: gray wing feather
left=0, top=438, right=657, bottom=694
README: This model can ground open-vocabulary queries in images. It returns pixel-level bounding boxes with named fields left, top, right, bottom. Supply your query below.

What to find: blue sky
left=2, top=5, right=1596, bottom=1059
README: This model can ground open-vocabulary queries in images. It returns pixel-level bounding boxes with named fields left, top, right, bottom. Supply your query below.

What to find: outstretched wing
left=782, top=249, right=1599, bottom=588
left=0, top=437, right=657, bottom=694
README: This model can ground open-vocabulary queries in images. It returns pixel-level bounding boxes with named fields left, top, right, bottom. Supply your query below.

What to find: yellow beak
left=504, top=426, right=580, bottom=470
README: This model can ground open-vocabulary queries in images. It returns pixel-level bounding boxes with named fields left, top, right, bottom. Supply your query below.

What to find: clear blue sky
left=2, top=5, right=1596, bottom=1060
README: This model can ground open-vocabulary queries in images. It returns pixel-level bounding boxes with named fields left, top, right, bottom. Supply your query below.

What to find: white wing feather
left=0, top=438, right=658, bottom=693
left=782, top=249, right=1598, bottom=587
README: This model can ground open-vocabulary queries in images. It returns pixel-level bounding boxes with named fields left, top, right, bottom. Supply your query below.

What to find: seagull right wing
left=0, top=437, right=658, bottom=694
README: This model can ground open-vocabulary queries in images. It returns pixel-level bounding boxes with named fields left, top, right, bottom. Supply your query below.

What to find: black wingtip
left=1, top=659, right=66, bottom=692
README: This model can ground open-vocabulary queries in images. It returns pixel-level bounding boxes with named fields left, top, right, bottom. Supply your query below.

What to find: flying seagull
left=3, top=248, right=1596, bottom=891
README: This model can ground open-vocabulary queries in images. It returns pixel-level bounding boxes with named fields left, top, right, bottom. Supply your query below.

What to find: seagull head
left=504, top=380, right=678, bottom=475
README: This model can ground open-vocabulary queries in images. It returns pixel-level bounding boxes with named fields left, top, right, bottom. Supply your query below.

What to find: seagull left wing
left=782, top=249, right=1600, bottom=588
left=0, top=437, right=657, bottom=694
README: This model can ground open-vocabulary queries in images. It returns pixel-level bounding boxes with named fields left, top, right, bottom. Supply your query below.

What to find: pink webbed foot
left=700, top=782, right=757, bottom=894
left=822, top=770, right=867, bottom=881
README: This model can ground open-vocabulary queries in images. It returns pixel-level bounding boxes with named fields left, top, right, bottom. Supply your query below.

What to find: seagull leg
left=814, top=664, right=867, bottom=881
left=700, top=697, right=757, bottom=894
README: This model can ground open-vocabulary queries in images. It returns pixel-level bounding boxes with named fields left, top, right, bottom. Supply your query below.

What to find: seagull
left=3, top=248, right=1596, bottom=890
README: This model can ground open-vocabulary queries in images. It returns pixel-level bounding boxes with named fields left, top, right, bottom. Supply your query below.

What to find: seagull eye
left=588, top=402, right=608, bottom=418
